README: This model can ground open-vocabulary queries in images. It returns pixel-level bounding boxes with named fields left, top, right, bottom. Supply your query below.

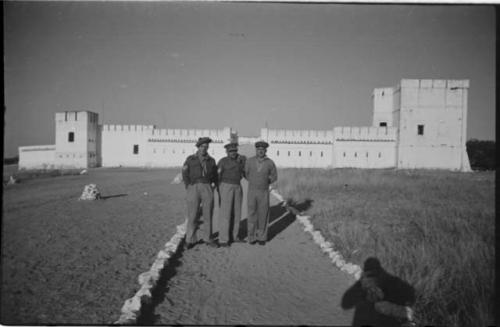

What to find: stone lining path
left=138, top=180, right=356, bottom=325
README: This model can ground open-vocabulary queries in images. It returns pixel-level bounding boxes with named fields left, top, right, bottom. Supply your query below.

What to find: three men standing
left=182, top=138, right=277, bottom=249
left=217, top=142, right=246, bottom=247
left=244, top=141, right=278, bottom=245
left=182, top=137, right=219, bottom=249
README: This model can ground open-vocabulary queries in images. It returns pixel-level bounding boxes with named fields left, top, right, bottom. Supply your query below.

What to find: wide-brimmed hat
left=196, top=137, right=212, bottom=147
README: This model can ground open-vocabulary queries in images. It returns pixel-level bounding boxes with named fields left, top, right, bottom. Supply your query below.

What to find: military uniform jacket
left=244, top=156, right=277, bottom=190
left=217, top=155, right=246, bottom=185
left=182, top=154, right=218, bottom=187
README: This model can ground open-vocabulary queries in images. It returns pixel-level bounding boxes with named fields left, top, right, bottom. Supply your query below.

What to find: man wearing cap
left=244, top=141, right=277, bottom=245
left=217, top=142, right=246, bottom=247
left=182, top=137, right=219, bottom=249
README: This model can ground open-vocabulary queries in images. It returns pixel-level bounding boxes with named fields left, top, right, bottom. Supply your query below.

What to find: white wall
left=19, top=145, right=56, bottom=170
left=267, top=143, right=333, bottom=168
left=397, top=79, right=470, bottom=171
left=18, top=79, right=471, bottom=172
left=101, top=125, right=231, bottom=167
left=372, top=87, right=395, bottom=127
left=54, top=111, right=91, bottom=168
left=260, top=128, right=334, bottom=168
left=333, top=126, right=397, bottom=168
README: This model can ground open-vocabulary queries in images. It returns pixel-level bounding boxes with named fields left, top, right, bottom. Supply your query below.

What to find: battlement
left=399, top=79, right=470, bottom=89
left=55, top=111, right=98, bottom=123
left=150, top=127, right=229, bottom=140
left=102, top=124, right=156, bottom=132
left=334, top=126, right=397, bottom=141
left=261, top=128, right=334, bottom=144
left=372, top=87, right=394, bottom=98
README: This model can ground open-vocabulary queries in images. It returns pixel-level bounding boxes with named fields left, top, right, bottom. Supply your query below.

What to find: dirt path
left=141, top=181, right=355, bottom=325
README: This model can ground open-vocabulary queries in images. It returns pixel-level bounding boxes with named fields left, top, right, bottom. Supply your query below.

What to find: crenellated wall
left=259, top=128, right=334, bottom=168
left=333, top=126, right=397, bottom=168
left=17, top=78, right=471, bottom=171
left=102, top=125, right=231, bottom=167
left=333, top=126, right=397, bottom=141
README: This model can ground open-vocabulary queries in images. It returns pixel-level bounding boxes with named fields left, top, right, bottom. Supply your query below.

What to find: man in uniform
left=182, top=137, right=219, bottom=249
left=217, top=142, right=246, bottom=247
left=244, top=141, right=277, bottom=245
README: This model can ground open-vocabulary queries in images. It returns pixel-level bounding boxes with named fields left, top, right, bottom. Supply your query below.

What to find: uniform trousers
left=218, top=182, right=243, bottom=243
left=186, top=183, right=214, bottom=244
left=247, top=187, right=270, bottom=242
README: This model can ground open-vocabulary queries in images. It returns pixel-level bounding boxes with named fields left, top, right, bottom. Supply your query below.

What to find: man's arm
left=244, top=158, right=250, bottom=180
left=210, top=158, right=219, bottom=187
left=182, top=158, right=190, bottom=188
left=268, top=160, right=278, bottom=187
left=217, top=159, right=224, bottom=186
left=239, top=155, right=247, bottom=179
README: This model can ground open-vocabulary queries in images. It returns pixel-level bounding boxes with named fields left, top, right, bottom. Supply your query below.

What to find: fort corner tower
left=54, top=111, right=99, bottom=169
left=395, top=79, right=471, bottom=171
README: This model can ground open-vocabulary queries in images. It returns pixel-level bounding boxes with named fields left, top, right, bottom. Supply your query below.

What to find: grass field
left=276, top=168, right=495, bottom=327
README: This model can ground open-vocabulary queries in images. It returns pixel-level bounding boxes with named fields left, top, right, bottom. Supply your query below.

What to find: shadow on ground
left=238, top=198, right=314, bottom=242
left=137, top=241, right=185, bottom=325
left=101, top=193, right=128, bottom=200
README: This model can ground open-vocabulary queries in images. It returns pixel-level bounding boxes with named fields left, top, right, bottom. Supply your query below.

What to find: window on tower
left=379, top=122, right=387, bottom=127
left=68, top=132, right=74, bottom=142
left=418, top=125, right=425, bottom=135
left=133, top=145, right=139, bottom=154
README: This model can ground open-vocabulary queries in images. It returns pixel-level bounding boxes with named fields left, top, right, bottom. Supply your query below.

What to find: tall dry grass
left=277, top=168, right=495, bottom=327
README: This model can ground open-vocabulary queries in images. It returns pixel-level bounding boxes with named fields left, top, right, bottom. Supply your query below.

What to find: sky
left=3, top=2, right=496, bottom=158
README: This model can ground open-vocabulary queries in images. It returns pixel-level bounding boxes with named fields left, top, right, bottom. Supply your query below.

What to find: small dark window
left=68, top=132, right=74, bottom=142
left=378, top=152, right=381, bottom=158
left=354, top=152, right=357, bottom=157
left=343, top=152, right=346, bottom=157
left=310, top=151, right=312, bottom=157
left=133, top=145, right=139, bottom=154
left=277, top=150, right=279, bottom=156
left=379, top=122, right=387, bottom=127
left=366, top=152, right=369, bottom=157
left=299, top=151, right=301, bottom=157
left=418, top=125, right=424, bottom=135
left=321, top=151, right=323, bottom=157
left=288, top=151, right=290, bottom=156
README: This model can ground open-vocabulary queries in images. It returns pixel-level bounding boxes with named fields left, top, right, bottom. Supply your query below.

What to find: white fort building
left=19, top=79, right=471, bottom=171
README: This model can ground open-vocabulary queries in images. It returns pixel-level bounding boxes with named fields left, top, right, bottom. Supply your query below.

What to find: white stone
left=79, top=184, right=101, bottom=200
left=7, top=176, right=17, bottom=185
left=156, top=250, right=171, bottom=260
left=121, top=296, right=141, bottom=314
left=138, top=272, right=151, bottom=285
left=171, top=173, right=183, bottom=184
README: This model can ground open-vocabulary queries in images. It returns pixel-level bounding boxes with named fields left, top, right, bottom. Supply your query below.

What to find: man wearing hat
left=181, top=137, right=219, bottom=249
left=244, top=140, right=277, bottom=245
left=217, top=142, right=247, bottom=247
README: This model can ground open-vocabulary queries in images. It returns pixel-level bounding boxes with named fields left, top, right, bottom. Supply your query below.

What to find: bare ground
left=2, top=168, right=355, bottom=325
left=2, top=168, right=186, bottom=324
left=140, top=180, right=355, bottom=325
